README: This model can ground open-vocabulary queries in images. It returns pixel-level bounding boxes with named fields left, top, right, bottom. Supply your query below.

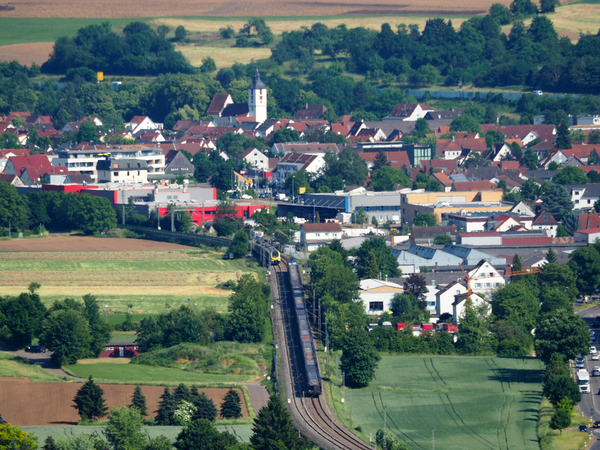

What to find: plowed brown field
left=0, top=378, right=247, bottom=425
left=0, top=237, right=194, bottom=252
left=0, top=0, right=504, bottom=18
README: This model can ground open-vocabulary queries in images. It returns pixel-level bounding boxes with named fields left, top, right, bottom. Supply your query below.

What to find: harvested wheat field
left=0, top=0, right=506, bottom=18
left=0, top=236, right=195, bottom=252
left=0, top=378, right=247, bottom=425
left=0, top=41, right=53, bottom=65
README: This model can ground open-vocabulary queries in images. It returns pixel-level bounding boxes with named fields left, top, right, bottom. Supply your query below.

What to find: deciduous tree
left=339, top=328, right=381, bottom=387
left=535, top=309, right=589, bottom=364
left=105, top=405, right=148, bottom=450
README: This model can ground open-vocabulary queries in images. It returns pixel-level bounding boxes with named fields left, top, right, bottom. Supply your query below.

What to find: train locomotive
left=288, top=260, right=322, bottom=396
left=270, top=249, right=281, bottom=265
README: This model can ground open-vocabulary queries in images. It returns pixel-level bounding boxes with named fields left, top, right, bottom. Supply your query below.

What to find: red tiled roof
left=433, top=172, right=452, bottom=186
left=452, top=180, right=494, bottom=191
left=576, top=227, right=600, bottom=235
left=532, top=210, right=559, bottom=225
left=501, top=161, right=520, bottom=170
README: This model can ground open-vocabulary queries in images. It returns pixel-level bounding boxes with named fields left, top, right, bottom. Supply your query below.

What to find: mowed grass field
left=63, top=362, right=252, bottom=384
left=0, top=246, right=262, bottom=314
left=335, top=356, right=544, bottom=450
left=0, top=352, right=66, bottom=382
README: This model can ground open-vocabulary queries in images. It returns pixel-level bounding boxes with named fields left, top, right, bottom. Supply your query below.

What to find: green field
left=63, top=362, right=252, bottom=385
left=329, top=355, right=544, bottom=450
left=0, top=250, right=261, bottom=314
left=20, top=424, right=254, bottom=444
left=0, top=352, right=67, bottom=382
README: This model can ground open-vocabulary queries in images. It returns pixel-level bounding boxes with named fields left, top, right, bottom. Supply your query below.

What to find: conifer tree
left=172, top=383, right=192, bottom=404
left=219, top=389, right=242, bottom=419
left=130, top=385, right=148, bottom=416
left=364, top=250, right=380, bottom=279
left=155, top=387, right=176, bottom=425
left=0, top=410, right=7, bottom=424
left=546, top=248, right=558, bottom=264
left=250, top=394, right=311, bottom=450
left=72, top=376, right=108, bottom=421
left=43, top=436, right=58, bottom=450
left=192, top=392, right=217, bottom=422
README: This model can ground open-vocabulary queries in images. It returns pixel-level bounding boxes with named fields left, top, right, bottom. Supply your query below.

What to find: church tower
left=248, top=68, right=267, bottom=124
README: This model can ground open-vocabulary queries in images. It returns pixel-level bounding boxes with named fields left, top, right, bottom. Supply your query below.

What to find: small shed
left=575, top=227, right=600, bottom=244
left=99, top=342, right=140, bottom=358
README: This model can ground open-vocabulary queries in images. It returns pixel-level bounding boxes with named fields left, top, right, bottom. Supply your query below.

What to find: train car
left=270, top=249, right=281, bottom=265
left=288, top=260, right=322, bottom=396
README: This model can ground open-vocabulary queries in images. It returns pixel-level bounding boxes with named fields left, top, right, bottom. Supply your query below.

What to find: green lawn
left=20, top=425, right=254, bottom=443
left=110, top=332, right=137, bottom=342
left=328, top=355, right=544, bottom=450
left=63, top=362, right=252, bottom=385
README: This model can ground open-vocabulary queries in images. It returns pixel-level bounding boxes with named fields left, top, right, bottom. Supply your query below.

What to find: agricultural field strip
left=0, top=258, right=253, bottom=272
left=350, top=356, right=543, bottom=450
left=0, top=251, right=199, bottom=260
left=1, top=271, right=240, bottom=286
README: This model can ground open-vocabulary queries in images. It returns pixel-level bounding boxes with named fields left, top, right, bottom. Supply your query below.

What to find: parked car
left=222, top=253, right=230, bottom=260
left=594, top=421, right=600, bottom=428
left=590, top=346, right=597, bottom=354
left=241, top=194, right=253, bottom=199
left=25, top=345, right=46, bottom=353
left=593, top=354, right=600, bottom=361
left=593, top=321, right=600, bottom=328
left=579, top=425, right=588, bottom=432
left=230, top=194, right=241, bottom=199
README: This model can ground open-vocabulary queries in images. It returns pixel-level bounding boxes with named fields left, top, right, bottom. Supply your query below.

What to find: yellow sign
left=97, top=72, right=104, bottom=81
left=299, top=187, right=306, bottom=194
left=246, top=179, right=252, bottom=184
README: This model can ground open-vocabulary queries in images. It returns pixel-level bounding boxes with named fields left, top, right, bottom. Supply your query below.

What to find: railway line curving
left=270, top=255, right=373, bottom=450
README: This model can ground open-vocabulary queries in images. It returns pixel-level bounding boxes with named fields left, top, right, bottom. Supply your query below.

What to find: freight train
left=288, top=260, right=322, bottom=396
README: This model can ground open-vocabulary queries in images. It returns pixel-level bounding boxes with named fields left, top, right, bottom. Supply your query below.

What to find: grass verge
left=538, top=397, right=595, bottom=450
left=0, top=351, right=67, bottom=382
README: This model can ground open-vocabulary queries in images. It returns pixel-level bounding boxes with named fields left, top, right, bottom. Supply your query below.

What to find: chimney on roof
left=452, top=135, right=455, bottom=142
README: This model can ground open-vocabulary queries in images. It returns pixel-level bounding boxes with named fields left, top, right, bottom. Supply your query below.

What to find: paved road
left=575, top=305, right=600, bottom=448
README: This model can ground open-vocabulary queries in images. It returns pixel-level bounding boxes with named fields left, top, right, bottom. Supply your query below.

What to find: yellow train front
left=270, top=249, right=281, bottom=265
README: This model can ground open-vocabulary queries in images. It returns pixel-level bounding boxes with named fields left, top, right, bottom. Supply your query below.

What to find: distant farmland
left=335, top=355, right=544, bottom=450
left=0, top=237, right=261, bottom=314
left=0, top=0, right=500, bottom=18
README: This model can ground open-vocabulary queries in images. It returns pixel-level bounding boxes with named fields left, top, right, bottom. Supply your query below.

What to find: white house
left=383, top=103, right=434, bottom=121
left=359, top=279, right=404, bottom=315
left=575, top=228, right=600, bottom=244
left=531, top=210, right=559, bottom=237
left=274, top=153, right=324, bottom=185
left=467, top=260, right=506, bottom=296
left=436, top=281, right=468, bottom=316
left=125, top=116, right=163, bottom=135
left=238, top=147, right=270, bottom=171
left=96, top=158, right=149, bottom=183
left=300, top=223, right=343, bottom=252
left=453, top=292, right=489, bottom=324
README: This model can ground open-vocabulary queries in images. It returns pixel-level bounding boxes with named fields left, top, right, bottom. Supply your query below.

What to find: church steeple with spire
left=248, top=68, right=267, bottom=124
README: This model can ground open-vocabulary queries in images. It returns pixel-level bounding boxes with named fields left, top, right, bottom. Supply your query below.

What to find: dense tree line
left=0, top=291, right=111, bottom=366
left=0, top=181, right=117, bottom=235
left=271, top=6, right=600, bottom=94
left=41, top=22, right=196, bottom=76
left=136, top=274, right=269, bottom=352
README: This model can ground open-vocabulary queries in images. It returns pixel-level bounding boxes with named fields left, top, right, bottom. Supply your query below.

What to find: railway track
left=271, top=257, right=373, bottom=450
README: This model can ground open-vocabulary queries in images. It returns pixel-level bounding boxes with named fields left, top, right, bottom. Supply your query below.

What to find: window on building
left=138, top=171, right=140, bottom=175
left=475, top=283, right=481, bottom=288
left=316, top=233, right=320, bottom=237
left=369, top=302, right=384, bottom=311
left=127, top=171, right=130, bottom=176
left=486, top=283, right=491, bottom=287
left=113, top=171, right=118, bottom=176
